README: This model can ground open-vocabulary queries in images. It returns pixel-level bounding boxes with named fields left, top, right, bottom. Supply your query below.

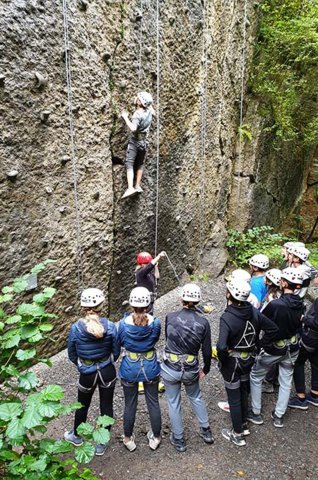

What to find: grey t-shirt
left=131, top=108, right=153, bottom=135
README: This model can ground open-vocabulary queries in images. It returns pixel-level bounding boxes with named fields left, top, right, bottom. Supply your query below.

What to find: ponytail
left=83, top=305, right=104, bottom=338
left=132, top=307, right=149, bottom=327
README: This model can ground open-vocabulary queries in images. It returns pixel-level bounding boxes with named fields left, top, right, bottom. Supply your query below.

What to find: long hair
left=132, top=307, right=149, bottom=327
left=265, top=285, right=280, bottom=302
left=182, top=300, right=199, bottom=309
left=82, top=303, right=104, bottom=339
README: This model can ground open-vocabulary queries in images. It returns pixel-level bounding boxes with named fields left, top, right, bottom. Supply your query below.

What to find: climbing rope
left=235, top=0, right=249, bottom=225
left=199, top=0, right=209, bottom=262
left=62, top=0, right=84, bottom=293
left=137, top=0, right=144, bottom=88
left=165, top=253, right=181, bottom=284
left=154, top=0, right=160, bottom=257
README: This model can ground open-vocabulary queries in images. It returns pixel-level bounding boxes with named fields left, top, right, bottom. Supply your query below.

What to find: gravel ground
left=34, top=277, right=318, bottom=480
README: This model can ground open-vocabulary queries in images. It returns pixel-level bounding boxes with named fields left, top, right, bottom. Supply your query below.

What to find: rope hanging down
left=154, top=0, right=160, bottom=257
left=235, top=0, right=248, bottom=223
left=137, top=0, right=144, bottom=88
left=62, top=0, right=84, bottom=292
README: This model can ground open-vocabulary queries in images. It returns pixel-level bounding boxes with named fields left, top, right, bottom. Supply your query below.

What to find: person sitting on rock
left=121, top=91, right=154, bottom=199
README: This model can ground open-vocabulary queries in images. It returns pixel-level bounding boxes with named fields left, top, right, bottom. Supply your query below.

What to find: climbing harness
left=77, top=369, right=116, bottom=393
left=62, top=0, right=84, bottom=292
left=124, top=350, right=155, bottom=361
left=163, top=352, right=198, bottom=365
left=154, top=0, right=160, bottom=257
left=235, top=0, right=249, bottom=223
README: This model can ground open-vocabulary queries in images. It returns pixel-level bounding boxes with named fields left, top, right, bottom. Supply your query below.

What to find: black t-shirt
left=135, top=263, right=156, bottom=293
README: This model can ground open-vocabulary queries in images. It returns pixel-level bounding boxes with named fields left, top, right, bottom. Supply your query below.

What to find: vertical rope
left=137, top=0, right=144, bottom=88
left=235, top=0, right=248, bottom=226
left=154, top=0, right=160, bottom=257
left=62, top=0, right=84, bottom=292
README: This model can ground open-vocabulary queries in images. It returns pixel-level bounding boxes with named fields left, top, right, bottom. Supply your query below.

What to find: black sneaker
left=170, top=433, right=187, bottom=452
left=221, top=428, right=246, bottom=447
left=271, top=411, right=284, bottom=428
left=246, top=411, right=264, bottom=425
left=199, top=426, right=214, bottom=444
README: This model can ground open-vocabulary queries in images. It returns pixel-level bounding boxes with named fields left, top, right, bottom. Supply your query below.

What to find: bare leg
left=127, top=169, right=134, bottom=189
left=135, top=168, right=143, bottom=188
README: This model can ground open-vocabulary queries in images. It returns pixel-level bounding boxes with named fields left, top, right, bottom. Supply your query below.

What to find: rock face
left=3, top=0, right=304, bottom=352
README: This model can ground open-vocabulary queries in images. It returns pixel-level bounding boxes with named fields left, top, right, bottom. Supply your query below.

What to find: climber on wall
left=135, top=251, right=166, bottom=315
left=121, top=91, right=154, bottom=199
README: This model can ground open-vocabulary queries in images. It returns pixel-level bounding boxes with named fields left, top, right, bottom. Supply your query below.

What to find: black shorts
left=125, top=138, right=149, bottom=170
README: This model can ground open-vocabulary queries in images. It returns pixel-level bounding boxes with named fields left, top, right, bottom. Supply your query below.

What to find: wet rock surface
left=34, top=276, right=318, bottom=480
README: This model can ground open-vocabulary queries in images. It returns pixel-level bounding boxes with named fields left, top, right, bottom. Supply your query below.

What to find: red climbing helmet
left=136, top=251, right=153, bottom=265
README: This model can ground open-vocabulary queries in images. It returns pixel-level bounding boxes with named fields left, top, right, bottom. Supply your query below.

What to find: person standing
left=117, top=287, right=162, bottom=452
left=161, top=284, right=214, bottom=452
left=121, top=91, right=154, bottom=199
left=248, top=268, right=304, bottom=428
left=65, top=288, right=119, bottom=456
left=135, top=251, right=166, bottom=314
left=249, top=254, right=269, bottom=308
left=217, top=278, right=278, bottom=446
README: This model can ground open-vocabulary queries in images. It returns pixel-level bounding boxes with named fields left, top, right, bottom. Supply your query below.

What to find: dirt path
left=34, top=278, right=318, bottom=480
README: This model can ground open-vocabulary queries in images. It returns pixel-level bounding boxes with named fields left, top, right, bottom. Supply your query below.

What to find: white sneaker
left=121, top=188, right=136, bottom=199
left=147, top=431, right=161, bottom=451
left=218, top=401, right=230, bottom=413
left=135, top=185, right=143, bottom=193
left=123, top=434, right=136, bottom=452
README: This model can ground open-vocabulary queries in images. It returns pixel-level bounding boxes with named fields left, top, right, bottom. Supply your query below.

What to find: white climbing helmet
left=283, top=241, right=305, bottom=249
left=287, top=245, right=310, bottom=262
left=226, top=279, right=251, bottom=302
left=281, top=267, right=303, bottom=285
left=181, top=283, right=202, bottom=302
left=81, top=288, right=105, bottom=307
left=265, top=268, right=282, bottom=287
left=228, top=269, right=251, bottom=283
left=129, top=287, right=151, bottom=308
left=136, top=91, right=153, bottom=108
left=249, top=254, right=269, bottom=270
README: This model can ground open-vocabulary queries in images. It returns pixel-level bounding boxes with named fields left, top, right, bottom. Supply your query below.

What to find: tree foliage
left=251, top=0, right=318, bottom=145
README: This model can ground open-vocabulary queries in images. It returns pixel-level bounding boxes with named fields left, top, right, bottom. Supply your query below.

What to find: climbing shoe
left=121, top=188, right=137, bottom=199
left=123, top=434, right=136, bottom=452
left=221, top=428, right=246, bottom=447
left=64, top=430, right=83, bottom=446
left=199, top=426, right=214, bottom=444
left=271, top=411, right=284, bottom=428
left=147, top=431, right=161, bottom=451
left=306, top=393, right=318, bottom=407
left=169, top=433, right=187, bottom=452
left=95, top=443, right=109, bottom=456
left=218, top=401, right=230, bottom=413
left=246, top=411, right=264, bottom=425
left=288, top=396, right=308, bottom=410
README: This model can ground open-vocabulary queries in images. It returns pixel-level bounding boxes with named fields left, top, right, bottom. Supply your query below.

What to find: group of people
left=64, top=241, right=318, bottom=455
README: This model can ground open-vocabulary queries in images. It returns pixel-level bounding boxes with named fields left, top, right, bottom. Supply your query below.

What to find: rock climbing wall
left=0, top=0, right=260, bottom=352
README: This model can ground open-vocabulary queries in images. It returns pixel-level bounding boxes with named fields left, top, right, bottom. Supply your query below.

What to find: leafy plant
left=189, top=272, right=210, bottom=282
left=226, top=226, right=288, bottom=267
left=238, top=124, right=253, bottom=142
left=0, top=261, right=111, bottom=480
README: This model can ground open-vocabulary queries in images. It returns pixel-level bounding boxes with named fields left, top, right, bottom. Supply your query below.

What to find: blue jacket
left=68, top=317, right=120, bottom=374
left=117, top=314, right=161, bottom=382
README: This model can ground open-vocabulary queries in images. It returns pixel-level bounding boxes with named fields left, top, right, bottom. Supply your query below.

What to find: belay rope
left=62, top=0, right=84, bottom=293
left=235, top=0, right=249, bottom=224
left=154, top=0, right=160, bottom=258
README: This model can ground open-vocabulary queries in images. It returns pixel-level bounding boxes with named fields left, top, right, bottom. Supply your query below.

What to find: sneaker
left=306, top=393, right=318, bottom=407
left=246, top=411, right=264, bottom=425
left=121, top=188, right=137, bottom=199
left=218, top=401, right=230, bottom=413
left=271, top=411, right=284, bottom=428
left=95, top=443, right=109, bottom=456
left=64, top=430, right=83, bottom=446
left=242, top=423, right=250, bottom=436
left=221, top=428, right=246, bottom=447
left=135, top=185, right=143, bottom=193
left=123, top=434, right=136, bottom=452
left=262, top=381, right=274, bottom=394
left=199, top=426, right=214, bottom=444
left=169, top=433, right=187, bottom=452
left=288, top=396, right=309, bottom=410
left=147, top=431, right=161, bottom=451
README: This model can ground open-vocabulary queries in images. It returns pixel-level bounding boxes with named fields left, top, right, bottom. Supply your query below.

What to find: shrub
left=226, top=226, right=288, bottom=267
left=0, top=261, right=112, bottom=480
